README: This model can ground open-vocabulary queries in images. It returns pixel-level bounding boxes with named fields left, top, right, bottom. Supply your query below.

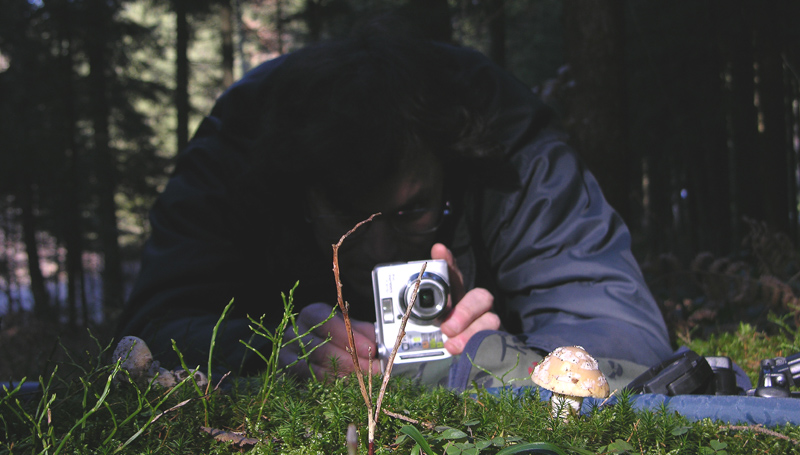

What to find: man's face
left=306, top=151, right=446, bottom=301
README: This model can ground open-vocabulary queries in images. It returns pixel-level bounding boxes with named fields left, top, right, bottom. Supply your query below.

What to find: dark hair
left=250, top=23, right=509, bottom=204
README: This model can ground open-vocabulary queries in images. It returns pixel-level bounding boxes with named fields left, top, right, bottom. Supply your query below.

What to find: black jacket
left=118, top=44, right=672, bottom=374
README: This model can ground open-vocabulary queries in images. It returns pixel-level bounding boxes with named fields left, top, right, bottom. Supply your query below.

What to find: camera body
left=752, top=352, right=800, bottom=398
left=373, top=259, right=452, bottom=369
left=626, top=350, right=742, bottom=396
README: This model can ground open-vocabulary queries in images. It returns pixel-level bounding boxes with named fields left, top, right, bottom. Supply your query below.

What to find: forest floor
left=3, top=218, right=799, bottom=383
left=0, top=293, right=793, bottom=384
left=0, top=311, right=116, bottom=382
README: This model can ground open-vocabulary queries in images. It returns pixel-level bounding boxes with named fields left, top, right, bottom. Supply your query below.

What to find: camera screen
left=418, top=288, right=436, bottom=309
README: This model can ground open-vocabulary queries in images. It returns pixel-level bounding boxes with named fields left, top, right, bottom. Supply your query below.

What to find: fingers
left=440, top=288, right=494, bottom=336
left=440, top=287, right=499, bottom=355
left=297, top=304, right=377, bottom=355
left=351, top=319, right=378, bottom=347
left=431, top=244, right=500, bottom=354
left=431, top=243, right=465, bottom=302
left=282, top=303, right=380, bottom=380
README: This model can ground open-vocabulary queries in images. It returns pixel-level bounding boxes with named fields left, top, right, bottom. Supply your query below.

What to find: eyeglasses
left=307, top=201, right=452, bottom=242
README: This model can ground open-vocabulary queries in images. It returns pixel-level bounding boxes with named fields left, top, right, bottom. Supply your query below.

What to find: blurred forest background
left=1, top=0, right=800, bottom=372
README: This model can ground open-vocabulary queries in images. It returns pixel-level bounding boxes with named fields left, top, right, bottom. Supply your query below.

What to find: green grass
left=682, top=313, right=800, bottom=387
left=2, top=290, right=800, bottom=454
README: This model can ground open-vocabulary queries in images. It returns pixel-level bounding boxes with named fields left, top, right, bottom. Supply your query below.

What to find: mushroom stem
left=550, top=393, right=583, bottom=421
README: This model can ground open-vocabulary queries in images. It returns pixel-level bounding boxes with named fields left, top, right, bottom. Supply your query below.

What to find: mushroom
left=113, top=336, right=213, bottom=389
left=530, top=345, right=609, bottom=421
left=113, top=336, right=156, bottom=383
left=113, top=336, right=176, bottom=387
left=151, top=367, right=178, bottom=388
left=174, top=368, right=209, bottom=388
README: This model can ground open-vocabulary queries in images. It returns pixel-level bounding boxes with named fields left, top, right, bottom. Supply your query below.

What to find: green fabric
left=391, top=332, right=651, bottom=392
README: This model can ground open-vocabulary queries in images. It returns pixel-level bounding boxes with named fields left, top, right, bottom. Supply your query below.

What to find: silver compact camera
left=373, top=259, right=452, bottom=368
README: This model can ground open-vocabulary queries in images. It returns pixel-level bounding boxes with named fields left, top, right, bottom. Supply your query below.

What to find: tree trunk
left=680, top=5, right=729, bottom=254
left=234, top=0, right=249, bottom=74
left=275, top=0, right=284, bottom=54
left=726, top=0, right=761, bottom=243
left=404, top=0, right=452, bottom=43
left=1, top=210, right=21, bottom=314
left=18, top=179, right=51, bottom=320
left=304, top=0, right=322, bottom=43
left=755, top=6, right=790, bottom=235
left=87, top=0, right=124, bottom=313
left=220, top=0, right=235, bottom=88
left=562, top=0, right=631, bottom=224
left=487, top=0, right=506, bottom=68
left=787, top=71, right=798, bottom=243
left=56, top=0, right=85, bottom=328
left=176, top=0, right=191, bottom=154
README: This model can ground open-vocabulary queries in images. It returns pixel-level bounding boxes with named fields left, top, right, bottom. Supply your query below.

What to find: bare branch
left=375, top=262, right=426, bottom=419
left=330, top=213, right=380, bottom=447
left=720, top=425, right=800, bottom=444
left=382, top=409, right=435, bottom=430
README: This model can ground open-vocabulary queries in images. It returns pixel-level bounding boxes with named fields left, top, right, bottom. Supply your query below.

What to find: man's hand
left=432, top=243, right=501, bottom=355
left=280, top=302, right=381, bottom=380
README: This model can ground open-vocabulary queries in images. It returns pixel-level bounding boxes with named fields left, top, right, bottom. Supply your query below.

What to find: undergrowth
left=2, top=291, right=800, bottom=454
left=3, top=221, right=800, bottom=453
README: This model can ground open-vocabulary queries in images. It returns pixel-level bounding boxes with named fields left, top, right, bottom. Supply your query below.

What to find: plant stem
left=375, top=263, right=426, bottom=418
left=331, top=214, right=429, bottom=455
left=331, top=213, right=379, bottom=414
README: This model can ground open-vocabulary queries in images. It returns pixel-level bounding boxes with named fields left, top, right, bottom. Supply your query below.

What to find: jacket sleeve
left=483, top=130, right=672, bottom=366
left=116, top=122, right=273, bottom=373
left=455, top=47, right=672, bottom=367
left=115, top=59, right=289, bottom=374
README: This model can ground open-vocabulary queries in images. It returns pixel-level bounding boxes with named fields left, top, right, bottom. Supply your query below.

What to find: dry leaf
left=200, top=426, right=258, bottom=447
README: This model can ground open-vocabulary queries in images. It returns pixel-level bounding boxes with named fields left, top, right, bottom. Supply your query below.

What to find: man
left=117, top=25, right=672, bottom=386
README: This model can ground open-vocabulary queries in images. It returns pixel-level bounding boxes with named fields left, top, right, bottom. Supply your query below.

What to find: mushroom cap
left=531, top=345, right=610, bottom=398
left=174, top=368, right=209, bottom=388
left=113, top=336, right=154, bottom=379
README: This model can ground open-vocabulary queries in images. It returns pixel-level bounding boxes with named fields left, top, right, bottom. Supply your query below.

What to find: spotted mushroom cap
left=530, top=345, right=610, bottom=398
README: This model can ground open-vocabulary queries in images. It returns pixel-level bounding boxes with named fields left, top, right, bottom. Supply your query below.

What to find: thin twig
left=150, top=397, right=193, bottom=424
left=720, top=424, right=800, bottom=444
left=331, top=215, right=430, bottom=455
left=375, top=263, right=426, bottom=419
left=151, top=375, right=229, bottom=425
left=382, top=409, right=435, bottom=430
left=213, top=371, right=231, bottom=393
left=599, top=389, right=618, bottom=407
left=331, top=213, right=380, bottom=453
left=368, top=347, right=373, bottom=404
left=331, top=213, right=380, bottom=412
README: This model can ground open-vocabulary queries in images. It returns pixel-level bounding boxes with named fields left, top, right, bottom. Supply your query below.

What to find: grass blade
left=399, top=425, right=437, bottom=455
left=495, top=442, right=569, bottom=455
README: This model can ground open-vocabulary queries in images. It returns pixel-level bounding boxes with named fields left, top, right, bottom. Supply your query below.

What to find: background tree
left=85, top=0, right=126, bottom=311
left=1, top=0, right=57, bottom=320
left=562, top=0, right=631, bottom=224
left=175, top=0, right=190, bottom=153
left=221, top=0, right=236, bottom=87
left=49, top=0, right=86, bottom=327
left=0, top=0, right=166, bottom=326
left=1, top=0, right=800, bottom=336
left=628, top=1, right=731, bottom=259
left=754, top=0, right=794, bottom=238
left=724, top=0, right=760, bottom=245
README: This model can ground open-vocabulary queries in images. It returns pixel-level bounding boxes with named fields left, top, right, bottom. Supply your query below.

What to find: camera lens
left=402, top=272, right=450, bottom=323
left=419, top=289, right=435, bottom=308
